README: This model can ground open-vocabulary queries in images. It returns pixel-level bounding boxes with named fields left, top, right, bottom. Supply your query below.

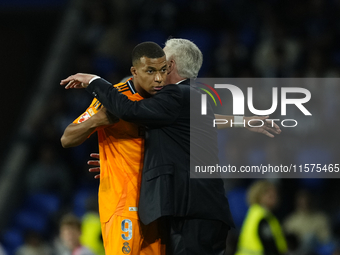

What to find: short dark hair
left=60, top=213, right=81, bottom=230
left=132, top=41, right=165, bottom=65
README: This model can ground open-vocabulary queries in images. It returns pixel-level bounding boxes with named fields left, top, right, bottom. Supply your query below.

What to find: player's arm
left=61, top=107, right=117, bottom=148
left=214, top=114, right=281, bottom=138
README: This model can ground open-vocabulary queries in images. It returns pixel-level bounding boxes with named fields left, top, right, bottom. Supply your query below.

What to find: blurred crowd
left=1, top=0, right=340, bottom=254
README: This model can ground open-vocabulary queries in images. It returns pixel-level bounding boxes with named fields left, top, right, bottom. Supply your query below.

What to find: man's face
left=131, top=56, right=167, bottom=98
left=60, top=225, right=80, bottom=250
left=260, top=186, right=278, bottom=210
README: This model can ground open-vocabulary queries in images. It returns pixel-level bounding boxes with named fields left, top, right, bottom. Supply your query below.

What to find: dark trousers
left=159, top=217, right=229, bottom=255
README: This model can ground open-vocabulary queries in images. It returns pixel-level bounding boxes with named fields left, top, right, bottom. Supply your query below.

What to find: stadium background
left=0, top=0, right=340, bottom=254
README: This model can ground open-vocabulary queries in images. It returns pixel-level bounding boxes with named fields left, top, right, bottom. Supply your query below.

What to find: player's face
left=131, top=56, right=167, bottom=98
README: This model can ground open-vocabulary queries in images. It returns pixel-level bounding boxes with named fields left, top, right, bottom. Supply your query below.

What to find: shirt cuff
left=89, top=76, right=101, bottom=84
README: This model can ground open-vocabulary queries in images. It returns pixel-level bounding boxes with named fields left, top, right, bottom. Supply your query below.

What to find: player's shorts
left=101, top=214, right=165, bottom=255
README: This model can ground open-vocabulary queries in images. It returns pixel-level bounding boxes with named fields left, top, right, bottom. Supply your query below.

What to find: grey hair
left=164, top=38, right=203, bottom=79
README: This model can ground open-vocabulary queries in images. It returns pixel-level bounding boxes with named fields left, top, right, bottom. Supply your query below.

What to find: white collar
left=176, top=79, right=186, bottom=84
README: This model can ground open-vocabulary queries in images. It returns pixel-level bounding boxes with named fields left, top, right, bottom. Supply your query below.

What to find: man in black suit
left=60, top=40, right=279, bottom=254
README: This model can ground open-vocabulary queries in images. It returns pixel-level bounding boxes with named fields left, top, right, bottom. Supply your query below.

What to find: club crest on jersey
left=78, top=112, right=91, bottom=123
left=122, top=242, right=131, bottom=254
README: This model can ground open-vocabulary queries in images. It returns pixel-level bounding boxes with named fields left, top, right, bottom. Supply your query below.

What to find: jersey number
left=121, top=219, right=132, bottom=241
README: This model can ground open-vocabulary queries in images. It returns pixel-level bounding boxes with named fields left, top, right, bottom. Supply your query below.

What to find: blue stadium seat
left=13, top=209, right=48, bottom=233
left=73, top=187, right=98, bottom=218
left=23, top=193, right=60, bottom=215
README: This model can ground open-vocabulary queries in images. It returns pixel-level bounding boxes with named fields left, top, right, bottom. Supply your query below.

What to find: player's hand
left=244, top=116, right=281, bottom=138
left=60, top=73, right=98, bottom=89
left=88, top=153, right=100, bottom=179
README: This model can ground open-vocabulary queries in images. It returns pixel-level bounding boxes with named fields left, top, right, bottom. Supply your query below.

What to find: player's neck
left=133, top=79, right=151, bottom=98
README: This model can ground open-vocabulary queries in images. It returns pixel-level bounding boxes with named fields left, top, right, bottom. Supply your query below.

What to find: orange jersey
left=73, top=79, right=144, bottom=222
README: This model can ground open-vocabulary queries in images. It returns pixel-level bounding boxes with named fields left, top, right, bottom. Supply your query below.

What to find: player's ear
left=130, top=66, right=137, bottom=77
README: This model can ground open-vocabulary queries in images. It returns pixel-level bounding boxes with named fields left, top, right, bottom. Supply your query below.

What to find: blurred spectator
left=54, top=214, right=95, bottom=255
left=15, top=230, right=52, bottom=255
left=283, top=189, right=332, bottom=254
left=235, top=180, right=287, bottom=255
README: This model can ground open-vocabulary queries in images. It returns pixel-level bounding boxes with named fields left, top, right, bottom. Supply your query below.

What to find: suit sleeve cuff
left=89, top=76, right=101, bottom=84
left=85, top=78, right=112, bottom=97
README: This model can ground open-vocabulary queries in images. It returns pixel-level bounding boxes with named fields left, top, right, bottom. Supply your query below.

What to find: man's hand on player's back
left=88, top=153, right=100, bottom=179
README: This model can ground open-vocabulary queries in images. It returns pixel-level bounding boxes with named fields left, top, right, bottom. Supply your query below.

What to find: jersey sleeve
left=71, top=98, right=103, bottom=138
left=73, top=80, right=132, bottom=124
left=73, top=98, right=102, bottom=124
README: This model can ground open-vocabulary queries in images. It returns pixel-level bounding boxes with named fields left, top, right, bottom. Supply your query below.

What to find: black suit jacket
left=86, top=78, right=234, bottom=227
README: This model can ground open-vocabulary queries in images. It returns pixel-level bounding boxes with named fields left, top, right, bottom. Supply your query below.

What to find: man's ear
left=130, top=66, right=137, bottom=76
left=168, top=59, right=175, bottom=74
